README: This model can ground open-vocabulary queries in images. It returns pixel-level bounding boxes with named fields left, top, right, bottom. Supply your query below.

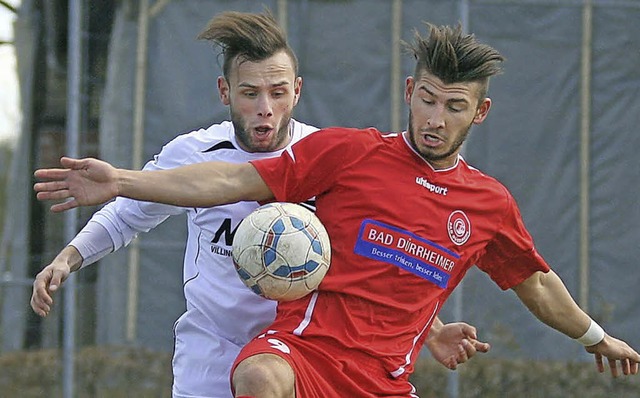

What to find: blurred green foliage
left=1, top=347, right=640, bottom=397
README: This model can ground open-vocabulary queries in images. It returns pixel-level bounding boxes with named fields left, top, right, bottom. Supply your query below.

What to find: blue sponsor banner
left=353, top=219, right=459, bottom=288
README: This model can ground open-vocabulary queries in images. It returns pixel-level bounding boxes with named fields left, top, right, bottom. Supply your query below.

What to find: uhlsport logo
left=415, top=176, right=448, bottom=196
left=447, top=210, right=471, bottom=245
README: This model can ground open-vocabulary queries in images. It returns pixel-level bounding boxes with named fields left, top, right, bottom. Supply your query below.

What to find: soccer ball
left=232, top=202, right=331, bottom=301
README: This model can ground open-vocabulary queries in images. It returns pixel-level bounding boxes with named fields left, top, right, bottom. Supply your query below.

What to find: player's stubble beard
left=231, top=107, right=293, bottom=153
left=407, top=108, right=474, bottom=166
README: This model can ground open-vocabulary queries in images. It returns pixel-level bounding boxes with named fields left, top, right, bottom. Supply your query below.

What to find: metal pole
left=578, top=0, right=593, bottom=312
left=64, top=0, right=83, bottom=396
left=390, top=0, right=402, bottom=133
left=447, top=2, right=468, bottom=396
left=127, top=0, right=150, bottom=343
left=277, top=0, right=288, bottom=35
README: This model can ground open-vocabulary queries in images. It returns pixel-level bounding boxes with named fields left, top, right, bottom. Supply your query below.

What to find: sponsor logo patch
left=415, top=176, right=448, bottom=195
left=354, top=219, right=459, bottom=288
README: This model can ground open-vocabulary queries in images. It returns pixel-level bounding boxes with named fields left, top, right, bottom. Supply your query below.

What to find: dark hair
left=404, top=23, right=504, bottom=100
left=197, top=10, right=298, bottom=79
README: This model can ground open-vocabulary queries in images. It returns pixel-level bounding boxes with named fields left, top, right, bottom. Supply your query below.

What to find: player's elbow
left=513, top=270, right=575, bottom=324
left=513, top=271, right=554, bottom=318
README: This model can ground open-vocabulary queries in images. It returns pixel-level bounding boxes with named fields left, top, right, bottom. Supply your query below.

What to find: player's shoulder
left=150, top=121, right=235, bottom=168
left=305, top=126, right=387, bottom=145
left=459, top=158, right=513, bottom=201
left=293, top=127, right=393, bottom=161
left=290, top=119, right=319, bottom=143
left=165, top=121, right=234, bottom=151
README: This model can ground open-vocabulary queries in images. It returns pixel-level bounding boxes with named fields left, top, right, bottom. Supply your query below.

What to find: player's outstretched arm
left=34, top=156, right=274, bottom=211
left=513, top=270, right=640, bottom=377
left=31, top=245, right=83, bottom=317
left=426, top=317, right=491, bottom=370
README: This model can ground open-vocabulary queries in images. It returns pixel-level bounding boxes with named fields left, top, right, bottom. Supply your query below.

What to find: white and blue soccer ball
left=232, top=202, right=331, bottom=301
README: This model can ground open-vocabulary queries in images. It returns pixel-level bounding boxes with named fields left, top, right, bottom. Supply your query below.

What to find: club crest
left=447, top=210, right=471, bottom=246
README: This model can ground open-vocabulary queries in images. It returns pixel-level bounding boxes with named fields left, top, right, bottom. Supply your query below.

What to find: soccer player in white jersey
left=30, top=11, right=489, bottom=398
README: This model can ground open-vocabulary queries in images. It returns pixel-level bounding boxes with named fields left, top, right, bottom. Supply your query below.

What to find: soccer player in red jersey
left=34, top=23, right=640, bottom=397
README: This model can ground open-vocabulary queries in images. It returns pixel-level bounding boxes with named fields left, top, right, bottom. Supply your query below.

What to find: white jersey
left=73, top=119, right=318, bottom=398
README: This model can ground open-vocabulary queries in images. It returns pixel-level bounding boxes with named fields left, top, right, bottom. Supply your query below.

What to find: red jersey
left=250, top=127, right=550, bottom=380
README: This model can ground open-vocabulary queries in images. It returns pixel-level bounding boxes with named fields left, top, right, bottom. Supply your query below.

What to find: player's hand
left=426, top=322, right=491, bottom=370
left=34, top=157, right=119, bottom=212
left=30, top=247, right=80, bottom=317
left=585, top=334, right=640, bottom=377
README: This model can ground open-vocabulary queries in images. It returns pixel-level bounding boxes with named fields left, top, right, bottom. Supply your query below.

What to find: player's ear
left=404, top=76, right=415, bottom=105
left=473, top=97, right=491, bottom=124
left=293, top=76, right=303, bottom=106
left=218, top=76, right=230, bottom=106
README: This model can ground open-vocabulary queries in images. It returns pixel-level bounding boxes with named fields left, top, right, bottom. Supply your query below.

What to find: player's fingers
left=594, top=352, right=605, bottom=373
left=445, top=357, right=458, bottom=370
left=609, top=358, right=619, bottom=378
left=48, top=270, right=66, bottom=293
left=458, top=340, right=474, bottom=362
left=631, top=361, right=639, bottom=375
left=30, top=286, right=52, bottom=317
left=36, top=190, right=73, bottom=202
left=459, top=323, right=478, bottom=340
left=32, top=274, right=53, bottom=304
left=34, top=169, right=70, bottom=181
left=460, top=323, right=491, bottom=353
left=34, top=180, right=69, bottom=194
left=60, top=156, right=83, bottom=169
left=30, top=294, right=50, bottom=317
left=50, top=199, right=79, bottom=213
left=469, top=338, right=491, bottom=353
left=452, top=342, right=474, bottom=366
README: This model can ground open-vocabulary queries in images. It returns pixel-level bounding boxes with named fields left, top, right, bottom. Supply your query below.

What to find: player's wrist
left=57, top=245, right=83, bottom=273
left=115, top=168, right=127, bottom=198
left=575, top=319, right=605, bottom=346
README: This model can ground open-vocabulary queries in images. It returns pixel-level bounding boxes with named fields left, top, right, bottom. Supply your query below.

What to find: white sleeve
left=70, top=194, right=184, bottom=268
left=68, top=220, right=115, bottom=268
left=69, top=129, right=203, bottom=267
left=92, top=193, right=184, bottom=242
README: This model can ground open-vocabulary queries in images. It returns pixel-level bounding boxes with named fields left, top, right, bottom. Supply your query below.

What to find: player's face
left=218, top=51, right=302, bottom=153
left=405, top=72, right=491, bottom=169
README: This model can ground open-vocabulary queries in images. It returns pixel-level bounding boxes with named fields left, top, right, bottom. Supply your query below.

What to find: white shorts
left=171, top=309, right=243, bottom=398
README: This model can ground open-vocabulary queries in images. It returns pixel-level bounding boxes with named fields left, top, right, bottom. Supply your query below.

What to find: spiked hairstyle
left=197, top=11, right=298, bottom=80
left=404, top=23, right=504, bottom=101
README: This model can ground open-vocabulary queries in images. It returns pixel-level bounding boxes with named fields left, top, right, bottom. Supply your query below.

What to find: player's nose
left=256, top=94, right=274, bottom=118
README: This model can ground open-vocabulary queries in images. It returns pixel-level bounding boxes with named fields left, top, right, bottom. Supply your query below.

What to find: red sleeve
left=476, top=192, right=551, bottom=290
left=250, top=127, right=375, bottom=203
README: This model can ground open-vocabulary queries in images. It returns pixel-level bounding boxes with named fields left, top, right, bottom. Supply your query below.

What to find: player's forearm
left=117, top=167, right=205, bottom=206
left=513, top=270, right=591, bottom=339
left=116, top=162, right=272, bottom=207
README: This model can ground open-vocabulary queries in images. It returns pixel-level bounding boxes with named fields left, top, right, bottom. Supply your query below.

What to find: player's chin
left=248, top=142, right=276, bottom=153
left=250, top=137, right=280, bottom=152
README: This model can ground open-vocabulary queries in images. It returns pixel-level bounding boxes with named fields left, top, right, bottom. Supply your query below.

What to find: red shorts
left=231, top=331, right=418, bottom=398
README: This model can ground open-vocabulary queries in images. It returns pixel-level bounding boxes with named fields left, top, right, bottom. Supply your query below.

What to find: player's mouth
left=420, top=132, right=444, bottom=148
left=252, top=125, right=275, bottom=140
